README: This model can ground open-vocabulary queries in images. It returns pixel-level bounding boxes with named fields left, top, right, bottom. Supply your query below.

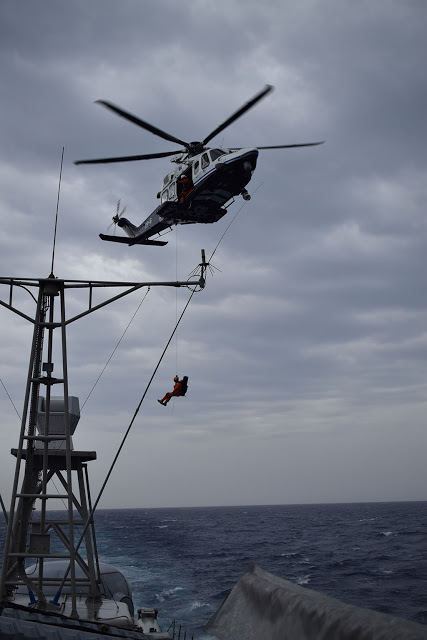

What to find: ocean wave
left=162, top=586, right=184, bottom=596
left=189, top=601, right=212, bottom=611
left=156, top=586, right=185, bottom=602
left=296, top=575, right=311, bottom=585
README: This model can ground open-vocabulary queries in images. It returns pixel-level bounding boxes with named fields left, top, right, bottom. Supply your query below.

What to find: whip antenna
left=50, top=146, right=64, bottom=276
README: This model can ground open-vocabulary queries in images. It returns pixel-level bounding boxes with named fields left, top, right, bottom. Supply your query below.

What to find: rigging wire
left=50, top=147, right=64, bottom=277
left=80, top=287, right=151, bottom=412
left=0, top=377, right=21, bottom=421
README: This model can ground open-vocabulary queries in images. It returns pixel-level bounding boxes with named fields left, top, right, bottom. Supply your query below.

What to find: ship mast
left=0, top=270, right=204, bottom=615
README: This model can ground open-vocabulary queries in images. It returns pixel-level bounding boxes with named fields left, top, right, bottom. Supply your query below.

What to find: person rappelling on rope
left=158, top=375, right=188, bottom=406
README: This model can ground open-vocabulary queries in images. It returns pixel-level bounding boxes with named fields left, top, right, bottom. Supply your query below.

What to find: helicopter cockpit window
left=169, top=182, right=176, bottom=199
left=193, top=160, right=200, bottom=175
left=201, top=153, right=210, bottom=170
left=209, top=149, right=225, bottom=161
left=161, top=189, right=168, bottom=203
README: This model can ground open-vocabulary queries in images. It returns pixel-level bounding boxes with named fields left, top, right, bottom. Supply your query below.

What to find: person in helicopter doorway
left=179, top=174, right=193, bottom=202
left=158, top=376, right=184, bottom=406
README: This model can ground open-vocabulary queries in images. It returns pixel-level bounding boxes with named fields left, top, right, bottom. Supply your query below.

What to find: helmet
left=174, top=376, right=179, bottom=381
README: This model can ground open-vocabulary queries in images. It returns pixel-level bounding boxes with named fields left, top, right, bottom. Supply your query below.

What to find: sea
left=1, top=502, right=426, bottom=639
left=94, top=502, right=427, bottom=638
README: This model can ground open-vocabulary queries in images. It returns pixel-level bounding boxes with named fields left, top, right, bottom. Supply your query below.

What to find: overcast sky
left=0, top=0, right=426, bottom=509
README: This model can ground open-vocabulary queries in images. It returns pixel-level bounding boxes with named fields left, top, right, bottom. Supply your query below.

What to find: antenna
left=50, top=147, right=64, bottom=277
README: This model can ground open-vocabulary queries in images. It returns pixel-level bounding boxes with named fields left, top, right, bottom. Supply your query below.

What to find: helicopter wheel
left=241, top=189, right=251, bottom=201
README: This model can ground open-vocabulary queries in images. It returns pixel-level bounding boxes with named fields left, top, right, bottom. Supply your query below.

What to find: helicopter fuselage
left=160, top=146, right=258, bottom=219
left=100, top=146, right=258, bottom=246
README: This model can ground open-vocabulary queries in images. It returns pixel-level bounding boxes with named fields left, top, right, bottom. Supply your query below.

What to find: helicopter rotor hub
left=188, top=142, right=205, bottom=156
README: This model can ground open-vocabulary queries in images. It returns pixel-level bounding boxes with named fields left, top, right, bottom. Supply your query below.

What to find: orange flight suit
left=161, top=379, right=183, bottom=405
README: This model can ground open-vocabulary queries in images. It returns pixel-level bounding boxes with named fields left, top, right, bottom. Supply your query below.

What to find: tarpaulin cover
left=204, top=563, right=427, bottom=640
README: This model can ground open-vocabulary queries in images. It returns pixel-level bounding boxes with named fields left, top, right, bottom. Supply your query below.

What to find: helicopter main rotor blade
left=74, top=150, right=183, bottom=165
left=228, top=142, right=325, bottom=151
left=95, top=99, right=189, bottom=148
left=256, top=142, right=325, bottom=149
left=202, top=85, right=274, bottom=146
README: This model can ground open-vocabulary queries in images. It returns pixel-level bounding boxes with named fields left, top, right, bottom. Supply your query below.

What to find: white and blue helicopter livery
left=75, top=85, right=323, bottom=247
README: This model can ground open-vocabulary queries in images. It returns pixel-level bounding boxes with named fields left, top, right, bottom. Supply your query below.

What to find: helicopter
left=74, top=85, right=323, bottom=247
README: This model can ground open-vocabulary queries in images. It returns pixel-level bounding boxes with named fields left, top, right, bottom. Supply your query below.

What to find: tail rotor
left=107, top=199, right=127, bottom=234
